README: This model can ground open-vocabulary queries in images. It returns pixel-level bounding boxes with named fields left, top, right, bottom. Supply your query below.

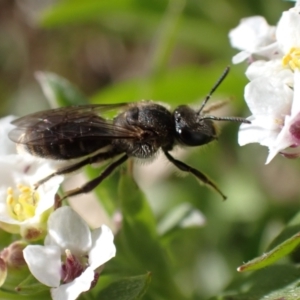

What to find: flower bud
left=1, top=241, right=27, bottom=269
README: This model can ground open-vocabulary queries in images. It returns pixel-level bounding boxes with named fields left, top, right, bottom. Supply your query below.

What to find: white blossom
left=23, top=207, right=116, bottom=300
left=231, top=1, right=300, bottom=163
left=0, top=154, right=63, bottom=239
left=0, top=116, right=63, bottom=239
left=266, top=69, right=300, bottom=162
left=238, top=73, right=293, bottom=152
left=229, top=16, right=279, bottom=64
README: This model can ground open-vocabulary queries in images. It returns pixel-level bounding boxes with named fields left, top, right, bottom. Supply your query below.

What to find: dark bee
left=8, top=67, right=249, bottom=200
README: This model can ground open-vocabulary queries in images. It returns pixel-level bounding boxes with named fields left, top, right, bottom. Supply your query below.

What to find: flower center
left=282, top=47, right=300, bottom=71
left=61, top=249, right=86, bottom=283
left=6, top=184, right=40, bottom=221
left=61, top=250, right=100, bottom=289
left=290, top=119, right=300, bottom=143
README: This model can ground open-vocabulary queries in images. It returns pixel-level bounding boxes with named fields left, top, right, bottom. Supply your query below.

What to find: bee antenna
left=197, top=66, right=230, bottom=115
left=201, top=115, right=251, bottom=124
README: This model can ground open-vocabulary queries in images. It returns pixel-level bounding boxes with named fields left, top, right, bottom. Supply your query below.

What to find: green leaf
left=15, top=274, right=49, bottom=296
left=84, top=165, right=120, bottom=216
left=117, top=170, right=184, bottom=298
left=238, top=231, right=300, bottom=272
left=268, top=210, right=300, bottom=250
left=35, top=72, right=88, bottom=108
left=97, top=273, right=151, bottom=300
left=0, top=274, right=50, bottom=300
left=238, top=211, right=300, bottom=272
left=210, top=265, right=300, bottom=300
left=118, top=170, right=163, bottom=261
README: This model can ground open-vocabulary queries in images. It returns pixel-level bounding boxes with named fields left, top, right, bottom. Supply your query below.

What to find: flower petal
left=88, top=225, right=116, bottom=270
left=245, top=59, right=293, bottom=82
left=229, top=16, right=275, bottom=51
left=244, top=76, right=293, bottom=117
left=23, top=245, right=61, bottom=287
left=276, top=5, right=300, bottom=53
left=238, top=116, right=280, bottom=147
left=50, top=267, right=94, bottom=300
left=229, top=16, right=277, bottom=63
left=46, top=207, right=91, bottom=255
left=265, top=70, right=300, bottom=163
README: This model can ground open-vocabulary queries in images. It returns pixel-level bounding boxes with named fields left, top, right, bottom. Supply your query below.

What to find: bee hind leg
left=163, top=151, right=227, bottom=200
left=34, top=150, right=121, bottom=188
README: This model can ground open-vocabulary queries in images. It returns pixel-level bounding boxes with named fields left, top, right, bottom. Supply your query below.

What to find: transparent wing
left=9, top=103, right=138, bottom=146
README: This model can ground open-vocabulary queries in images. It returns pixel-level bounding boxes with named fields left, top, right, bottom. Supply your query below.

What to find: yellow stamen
left=282, top=47, right=300, bottom=71
left=6, top=184, right=40, bottom=222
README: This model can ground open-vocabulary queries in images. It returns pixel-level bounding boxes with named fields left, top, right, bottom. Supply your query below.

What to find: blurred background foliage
left=1, top=0, right=300, bottom=299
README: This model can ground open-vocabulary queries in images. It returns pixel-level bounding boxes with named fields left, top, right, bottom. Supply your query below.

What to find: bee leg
left=164, top=151, right=227, bottom=200
left=60, top=154, right=128, bottom=200
left=34, top=150, right=121, bottom=188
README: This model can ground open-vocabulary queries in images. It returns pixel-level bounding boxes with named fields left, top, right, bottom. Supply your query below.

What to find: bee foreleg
left=60, top=154, right=128, bottom=200
left=164, top=151, right=227, bottom=200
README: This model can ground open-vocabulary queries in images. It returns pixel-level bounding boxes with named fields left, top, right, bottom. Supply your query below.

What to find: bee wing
left=10, top=103, right=129, bottom=127
left=9, top=103, right=138, bottom=146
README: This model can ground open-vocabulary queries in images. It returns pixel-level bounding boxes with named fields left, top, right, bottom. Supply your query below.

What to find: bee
left=9, top=67, right=249, bottom=200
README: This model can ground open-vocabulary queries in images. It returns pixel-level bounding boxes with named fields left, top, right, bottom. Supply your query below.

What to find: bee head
left=173, top=105, right=217, bottom=147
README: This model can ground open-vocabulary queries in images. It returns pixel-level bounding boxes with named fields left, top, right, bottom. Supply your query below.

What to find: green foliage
left=210, top=265, right=300, bottom=300
left=36, top=72, right=88, bottom=107
left=97, top=274, right=151, bottom=300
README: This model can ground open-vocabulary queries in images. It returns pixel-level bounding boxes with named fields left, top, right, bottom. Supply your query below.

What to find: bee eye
left=177, top=127, right=215, bottom=146
left=174, top=106, right=216, bottom=146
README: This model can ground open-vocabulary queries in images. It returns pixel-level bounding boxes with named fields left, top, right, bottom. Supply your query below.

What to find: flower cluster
left=0, top=117, right=116, bottom=300
left=229, top=0, right=300, bottom=163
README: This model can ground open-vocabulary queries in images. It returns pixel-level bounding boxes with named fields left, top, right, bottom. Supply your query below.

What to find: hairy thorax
left=112, top=101, right=174, bottom=158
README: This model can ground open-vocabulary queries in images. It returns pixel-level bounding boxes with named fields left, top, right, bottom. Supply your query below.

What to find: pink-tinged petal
left=46, top=207, right=91, bottom=255
left=23, top=245, right=61, bottom=287
left=265, top=115, right=296, bottom=164
left=280, top=149, right=300, bottom=159
left=50, top=267, right=94, bottom=300
left=265, top=70, right=300, bottom=163
left=88, top=225, right=116, bottom=270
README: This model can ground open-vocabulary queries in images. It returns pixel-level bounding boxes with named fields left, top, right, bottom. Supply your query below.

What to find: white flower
left=229, top=16, right=279, bottom=64
left=266, top=69, right=300, bottom=162
left=233, top=1, right=300, bottom=163
left=0, top=154, right=63, bottom=239
left=23, top=207, right=116, bottom=300
left=238, top=69, right=300, bottom=163
left=276, top=2, right=300, bottom=55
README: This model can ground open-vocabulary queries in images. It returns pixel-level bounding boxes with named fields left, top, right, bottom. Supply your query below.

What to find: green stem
left=148, top=0, right=186, bottom=77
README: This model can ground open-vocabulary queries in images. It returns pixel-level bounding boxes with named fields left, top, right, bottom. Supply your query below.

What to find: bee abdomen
left=21, top=139, right=111, bottom=160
